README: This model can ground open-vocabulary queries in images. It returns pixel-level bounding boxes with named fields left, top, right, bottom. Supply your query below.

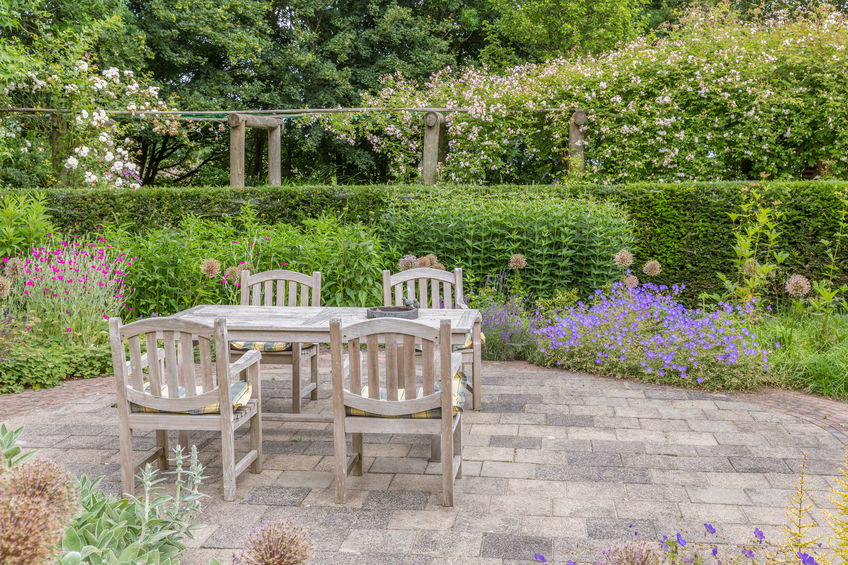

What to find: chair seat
left=131, top=381, right=252, bottom=414
left=230, top=341, right=316, bottom=352
left=346, top=372, right=466, bottom=419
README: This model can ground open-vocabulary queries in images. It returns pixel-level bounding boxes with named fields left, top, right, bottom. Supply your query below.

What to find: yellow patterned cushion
left=230, top=341, right=290, bottom=352
left=458, top=331, right=486, bottom=350
left=130, top=381, right=252, bottom=414
left=346, top=372, right=465, bottom=419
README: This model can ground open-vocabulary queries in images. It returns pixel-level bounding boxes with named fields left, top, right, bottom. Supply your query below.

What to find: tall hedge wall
left=14, top=181, right=848, bottom=300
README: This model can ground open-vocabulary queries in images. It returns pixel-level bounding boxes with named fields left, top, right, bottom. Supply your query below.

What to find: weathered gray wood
left=228, top=112, right=282, bottom=130
left=422, top=111, right=446, bottom=185
left=268, top=125, right=282, bottom=186
left=235, top=270, right=322, bottom=418
left=569, top=108, right=587, bottom=173
left=109, top=316, right=262, bottom=502
left=328, top=316, right=462, bottom=506
left=229, top=114, right=246, bottom=188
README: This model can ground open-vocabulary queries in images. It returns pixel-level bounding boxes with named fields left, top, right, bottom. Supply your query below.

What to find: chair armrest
left=230, top=349, right=261, bottom=375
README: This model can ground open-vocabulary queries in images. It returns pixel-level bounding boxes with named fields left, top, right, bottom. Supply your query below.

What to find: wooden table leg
left=472, top=315, right=482, bottom=411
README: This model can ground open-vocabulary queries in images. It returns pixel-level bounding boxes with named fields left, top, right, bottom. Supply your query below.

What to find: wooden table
left=171, top=306, right=484, bottom=419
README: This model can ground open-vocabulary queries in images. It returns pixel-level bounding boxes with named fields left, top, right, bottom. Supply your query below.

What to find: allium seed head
left=419, top=254, right=439, bottom=268
left=200, top=258, right=221, bottom=278
left=508, top=254, right=527, bottom=270
left=785, top=274, right=811, bottom=298
left=398, top=254, right=418, bottom=271
left=624, top=275, right=639, bottom=289
left=233, top=519, right=315, bottom=565
left=614, top=250, right=634, bottom=268
left=3, top=258, right=25, bottom=278
left=0, top=494, right=65, bottom=564
left=1, top=459, right=79, bottom=521
left=432, top=262, right=446, bottom=271
left=642, top=260, right=661, bottom=277
left=0, top=277, right=10, bottom=299
left=224, top=266, right=240, bottom=281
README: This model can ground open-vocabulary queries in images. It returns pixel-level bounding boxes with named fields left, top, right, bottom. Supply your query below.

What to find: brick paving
left=2, top=359, right=846, bottom=564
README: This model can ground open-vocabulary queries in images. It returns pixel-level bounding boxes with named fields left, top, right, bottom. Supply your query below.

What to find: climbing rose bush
left=535, top=282, right=772, bottom=390
left=322, top=5, right=848, bottom=184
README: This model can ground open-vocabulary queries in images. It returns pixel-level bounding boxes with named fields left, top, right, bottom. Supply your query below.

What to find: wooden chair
left=382, top=266, right=478, bottom=400
left=233, top=269, right=321, bottom=417
left=109, top=316, right=262, bottom=502
left=329, top=317, right=463, bottom=506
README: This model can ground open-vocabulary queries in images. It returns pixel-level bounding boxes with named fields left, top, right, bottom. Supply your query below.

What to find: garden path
left=2, top=359, right=846, bottom=564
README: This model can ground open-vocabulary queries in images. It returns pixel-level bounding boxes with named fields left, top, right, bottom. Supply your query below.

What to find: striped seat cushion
left=346, top=372, right=465, bottom=419
left=230, top=341, right=316, bottom=352
left=130, top=381, right=252, bottom=414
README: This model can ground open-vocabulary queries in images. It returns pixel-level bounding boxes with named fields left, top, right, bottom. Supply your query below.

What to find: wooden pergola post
left=422, top=111, right=447, bottom=185
left=568, top=108, right=587, bottom=173
left=228, top=113, right=285, bottom=188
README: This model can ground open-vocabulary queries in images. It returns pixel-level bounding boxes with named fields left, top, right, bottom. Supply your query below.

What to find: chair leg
left=310, top=353, right=319, bottom=401
left=250, top=410, right=263, bottom=474
left=221, top=423, right=237, bottom=502
left=441, top=419, right=454, bottom=507
left=334, top=429, right=347, bottom=504
left=178, top=431, right=190, bottom=451
left=454, top=414, right=463, bottom=479
left=292, top=350, right=302, bottom=413
left=119, top=426, right=134, bottom=498
left=352, top=433, right=363, bottom=476
left=156, top=430, right=169, bottom=470
left=430, top=436, right=441, bottom=462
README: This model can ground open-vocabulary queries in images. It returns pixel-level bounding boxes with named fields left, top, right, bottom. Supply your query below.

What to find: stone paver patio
left=2, top=359, right=847, bottom=564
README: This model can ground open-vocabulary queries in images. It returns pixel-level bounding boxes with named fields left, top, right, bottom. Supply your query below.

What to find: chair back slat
left=402, top=334, right=416, bottom=400
left=239, top=270, right=321, bottom=308
left=163, top=332, right=181, bottom=397
left=198, top=336, right=214, bottom=390
left=349, top=338, right=361, bottom=392
left=366, top=335, right=379, bottom=399
left=443, top=282, right=453, bottom=309
left=178, top=332, right=197, bottom=393
left=382, top=267, right=465, bottom=309
left=110, top=317, right=230, bottom=412
left=145, top=332, right=163, bottom=396
left=127, top=335, right=145, bottom=391
left=263, top=281, right=273, bottom=306
left=385, top=333, right=398, bottom=400
left=422, top=340, right=435, bottom=395
left=329, top=318, right=452, bottom=418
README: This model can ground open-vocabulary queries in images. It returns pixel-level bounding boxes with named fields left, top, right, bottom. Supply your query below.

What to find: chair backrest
left=239, top=269, right=321, bottom=307
left=382, top=267, right=465, bottom=309
left=108, top=316, right=233, bottom=415
left=329, top=318, right=453, bottom=418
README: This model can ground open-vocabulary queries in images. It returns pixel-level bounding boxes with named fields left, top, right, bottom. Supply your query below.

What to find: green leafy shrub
left=108, top=208, right=393, bottom=317
left=0, top=193, right=53, bottom=258
left=378, top=190, right=634, bottom=297
left=0, top=335, right=111, bottom=394
left=59, top=447, right=206, bottom=565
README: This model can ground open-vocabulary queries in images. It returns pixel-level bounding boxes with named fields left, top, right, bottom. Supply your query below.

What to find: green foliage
left=328, top=6, right=848, bottom=184
left=535, top=288, right=580, bottom=325
left=486, top=0, right=647, bottom=60
left=11, top=180, right=848, bottom=303
left=59, top=447, right=205, bottom=565
left=378, top=190, right=634, bottom=297
left=0, top=334, right=112, bottom=394
left=107, top=208, right=393, bottom=317
left=0, top=424, right=35, bottom=470
left=0, top=193, right=53, bottom=258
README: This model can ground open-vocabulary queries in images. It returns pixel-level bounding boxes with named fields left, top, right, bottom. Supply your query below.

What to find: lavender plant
left=536, top=282, right=772, bottom=390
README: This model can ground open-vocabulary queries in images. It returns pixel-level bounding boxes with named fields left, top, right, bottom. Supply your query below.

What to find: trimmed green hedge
left=14, top=181, right=848, bottom=300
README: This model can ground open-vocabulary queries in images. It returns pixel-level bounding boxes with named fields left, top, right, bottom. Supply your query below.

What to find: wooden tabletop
left=171, top=305, right=481, bottom=343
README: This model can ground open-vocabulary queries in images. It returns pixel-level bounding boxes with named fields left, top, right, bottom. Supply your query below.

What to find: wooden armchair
left=382, top=267, right=479, bottom=402
left=329, top=317, right=464, bottom=506
left=233, top=269, right=321, bottom=417
left=108, top=316, right=262, bottom=502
